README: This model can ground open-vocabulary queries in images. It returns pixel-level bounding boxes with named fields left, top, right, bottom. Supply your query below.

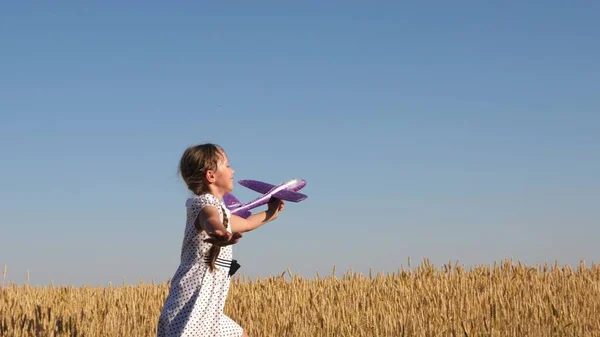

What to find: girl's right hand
left=204, top=230, right=242, bottom=246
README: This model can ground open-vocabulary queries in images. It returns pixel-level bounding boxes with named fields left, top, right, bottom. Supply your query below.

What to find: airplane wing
left=238, top=180, right=276, bottom=194
left=273, top=190, right=308, bottom=202
left=223, top=193, right=243, bottom=209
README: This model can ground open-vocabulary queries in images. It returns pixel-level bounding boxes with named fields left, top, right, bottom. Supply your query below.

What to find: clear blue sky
left=1, top=2, right=599, bottom=286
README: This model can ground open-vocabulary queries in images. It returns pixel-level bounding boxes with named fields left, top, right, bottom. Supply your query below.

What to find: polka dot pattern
left=157, top=194, right=243, bottom=337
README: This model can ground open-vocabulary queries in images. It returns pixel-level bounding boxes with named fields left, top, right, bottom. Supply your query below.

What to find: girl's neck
left=203, top=186, right=225, bottom=200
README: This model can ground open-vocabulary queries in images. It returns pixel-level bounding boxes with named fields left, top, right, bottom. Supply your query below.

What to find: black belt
left=204, top=257, right=241, bottom=276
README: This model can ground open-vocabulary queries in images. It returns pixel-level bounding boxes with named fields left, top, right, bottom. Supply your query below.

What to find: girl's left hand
left=204, top=230, right=242, bottom=246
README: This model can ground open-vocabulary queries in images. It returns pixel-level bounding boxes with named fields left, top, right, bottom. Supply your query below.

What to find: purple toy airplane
left=223, top=178, right=307, bottom=218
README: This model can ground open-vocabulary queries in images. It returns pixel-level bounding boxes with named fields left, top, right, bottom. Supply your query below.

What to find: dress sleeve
left=187, top=194, right=223, bottom=212
left=185, top=194, right=225, bottom=233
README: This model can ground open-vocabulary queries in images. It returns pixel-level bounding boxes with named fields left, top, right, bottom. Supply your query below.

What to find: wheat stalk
left=1, top=259, right=598, bottom=336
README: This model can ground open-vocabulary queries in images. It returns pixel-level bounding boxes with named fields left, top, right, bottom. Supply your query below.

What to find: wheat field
left=1, top=259, right=599, bottom=337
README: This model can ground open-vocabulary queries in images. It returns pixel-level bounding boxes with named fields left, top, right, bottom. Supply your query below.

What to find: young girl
left=157, top=143, right=284, bottom=337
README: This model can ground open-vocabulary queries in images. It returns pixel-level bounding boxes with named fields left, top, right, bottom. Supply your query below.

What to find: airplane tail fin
left=233, top=209, right=252, bottom=219
left=223, top=193, right=243, bottom=209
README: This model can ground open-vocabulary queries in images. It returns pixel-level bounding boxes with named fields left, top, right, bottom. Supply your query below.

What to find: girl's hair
left=179, top=143, right=225, bottom=195
left=178, top=143, right=227, bottom=272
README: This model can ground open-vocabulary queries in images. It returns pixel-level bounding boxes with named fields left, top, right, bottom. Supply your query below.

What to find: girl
left=157, top=143, right=284, bottom=337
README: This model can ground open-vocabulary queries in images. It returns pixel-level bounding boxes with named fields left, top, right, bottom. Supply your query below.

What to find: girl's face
left=213, top=151, right=235, bottom=194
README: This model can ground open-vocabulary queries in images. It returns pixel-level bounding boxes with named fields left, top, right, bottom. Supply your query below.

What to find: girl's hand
left=267, top=198, right=285, bottom=219
left=204, top=230, right=242, bottom=246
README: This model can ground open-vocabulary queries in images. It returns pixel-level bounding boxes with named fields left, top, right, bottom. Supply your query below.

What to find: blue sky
left=1, top=2, right=599, bottom=286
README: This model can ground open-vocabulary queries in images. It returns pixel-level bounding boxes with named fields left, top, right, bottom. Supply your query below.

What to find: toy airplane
left=223, top=178, right=307, bottom=218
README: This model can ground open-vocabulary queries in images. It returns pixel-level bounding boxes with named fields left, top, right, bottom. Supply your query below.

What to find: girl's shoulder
left=185, top=193, right=222, bottom=210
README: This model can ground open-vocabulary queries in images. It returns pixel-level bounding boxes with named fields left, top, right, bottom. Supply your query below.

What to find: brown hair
left=178, top=143, right=227, bottom=272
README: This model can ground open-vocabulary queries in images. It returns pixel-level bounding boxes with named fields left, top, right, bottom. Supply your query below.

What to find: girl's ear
left=205, top=170, right=216, bottom=183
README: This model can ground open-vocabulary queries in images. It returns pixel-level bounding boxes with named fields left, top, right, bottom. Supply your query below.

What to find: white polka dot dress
left=157, top=193, right=243, bottom=337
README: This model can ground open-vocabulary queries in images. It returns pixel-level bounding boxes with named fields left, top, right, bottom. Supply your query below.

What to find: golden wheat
left=1, top=259, right=599, bottom=337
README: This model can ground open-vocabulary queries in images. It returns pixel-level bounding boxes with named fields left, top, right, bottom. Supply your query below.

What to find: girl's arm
left=230, top=199, right=285, bottom=233
left=197, top=206, right=241, bottom=246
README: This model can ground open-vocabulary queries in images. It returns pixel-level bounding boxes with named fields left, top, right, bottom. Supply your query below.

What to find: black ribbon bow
left=229, top=259, right=241, bottom=276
